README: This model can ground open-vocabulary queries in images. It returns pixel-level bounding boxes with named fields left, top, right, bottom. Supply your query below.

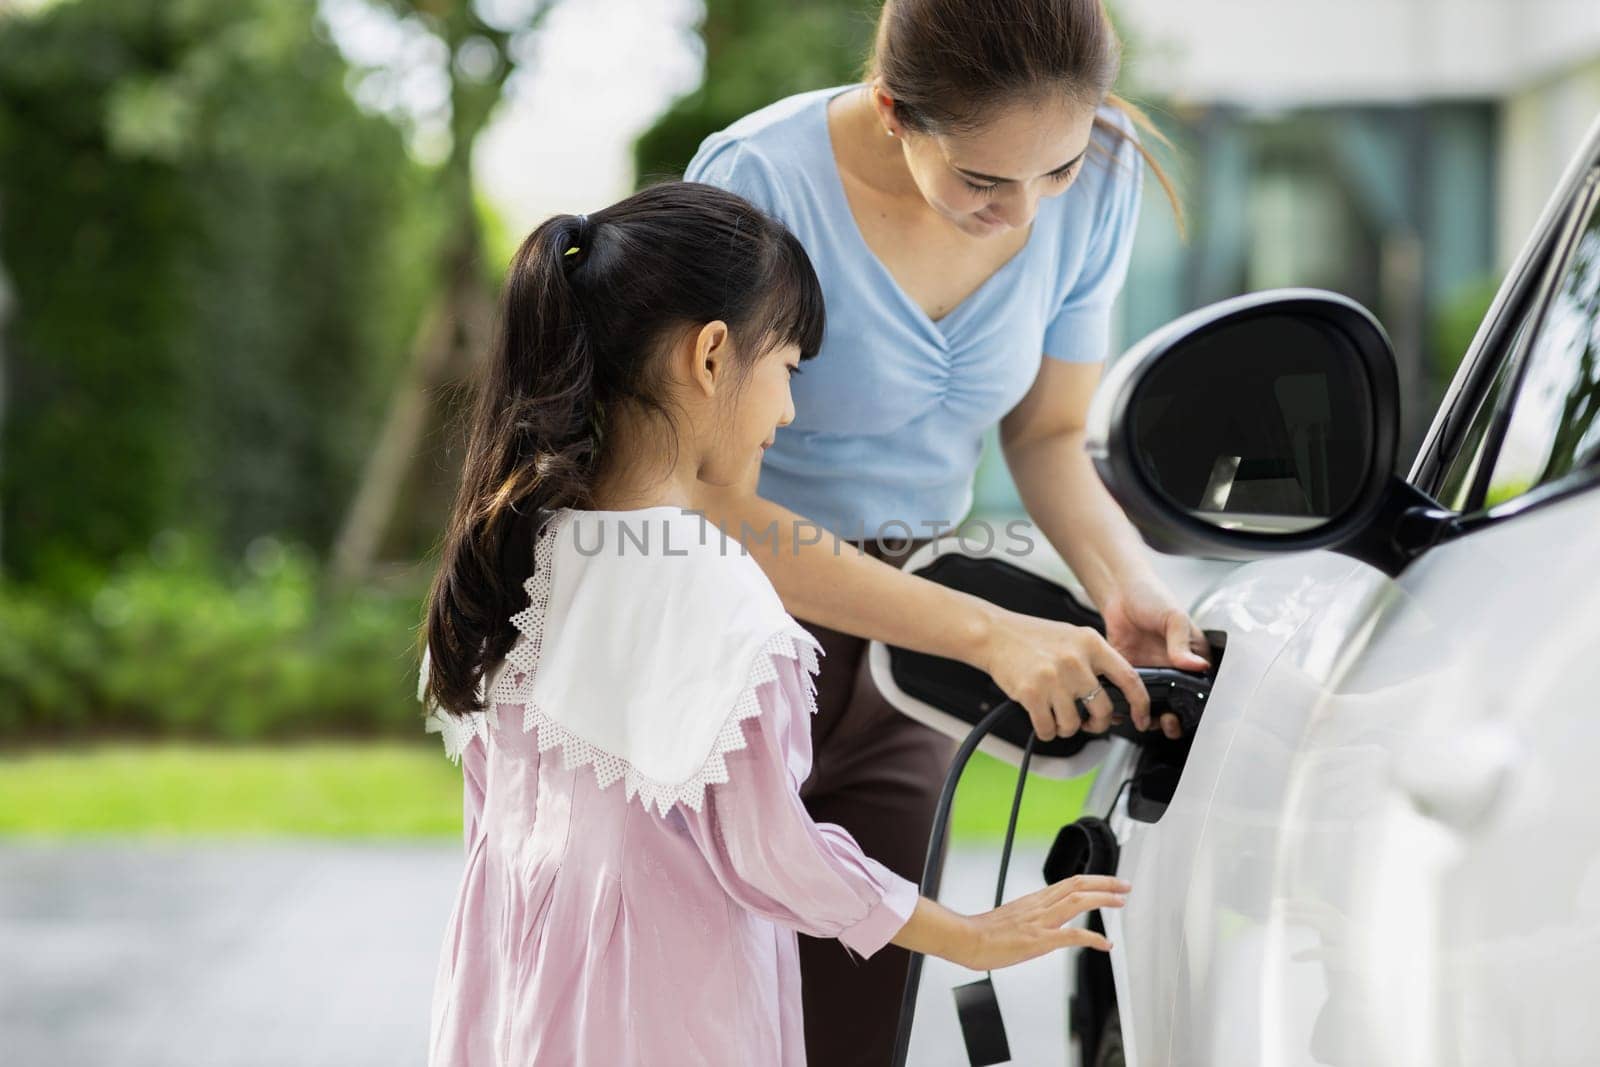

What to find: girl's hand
left=1098, top=575, right=1211, bottom=738
left=954, top=874, right=1129, bottom=971
left=975, top=610, right=1149, bottom=740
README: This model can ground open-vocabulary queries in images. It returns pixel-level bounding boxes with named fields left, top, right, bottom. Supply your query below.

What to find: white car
left=872, top=114, right=1600, bottom=1066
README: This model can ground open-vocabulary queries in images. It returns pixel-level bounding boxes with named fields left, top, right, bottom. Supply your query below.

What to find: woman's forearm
left=693, top=486, right=1003, bottom=665
left=1003, top=428, right=1157, bottom=610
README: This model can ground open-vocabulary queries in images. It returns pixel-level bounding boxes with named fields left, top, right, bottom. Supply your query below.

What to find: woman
left=683, top=1, right=1210, bottom=1061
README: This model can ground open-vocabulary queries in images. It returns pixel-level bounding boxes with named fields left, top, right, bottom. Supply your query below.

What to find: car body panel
left=1107, top=480, right=1600, bottom=1066
left=1099, top=549, right=1367, bottom=1065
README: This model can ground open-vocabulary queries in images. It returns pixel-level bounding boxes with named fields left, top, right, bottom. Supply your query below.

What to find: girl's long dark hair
left=867, top=0, right=1186, bottom=237
left=422, top=181, right=825, bottom=716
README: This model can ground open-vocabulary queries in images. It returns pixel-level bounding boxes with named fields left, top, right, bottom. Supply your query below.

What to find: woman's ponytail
left=421, top=182, right=826, bottom=717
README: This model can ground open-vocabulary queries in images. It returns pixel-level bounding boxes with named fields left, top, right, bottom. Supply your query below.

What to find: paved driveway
left=1, top=840, right=1070, bottom=1066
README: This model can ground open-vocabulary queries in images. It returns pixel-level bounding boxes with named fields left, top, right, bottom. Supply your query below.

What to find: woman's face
left=880, top=90, right=1099, bottom=237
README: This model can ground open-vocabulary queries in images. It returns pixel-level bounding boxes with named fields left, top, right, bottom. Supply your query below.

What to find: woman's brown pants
left=797, top=535, right=959, bottom=1067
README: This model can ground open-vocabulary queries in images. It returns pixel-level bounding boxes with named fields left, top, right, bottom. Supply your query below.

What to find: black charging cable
left=889, top=698, right=1033, bottom=1067
left=890, top=664, right=1211, bottom=1063
left=994, top=730, right=1036, bottom=909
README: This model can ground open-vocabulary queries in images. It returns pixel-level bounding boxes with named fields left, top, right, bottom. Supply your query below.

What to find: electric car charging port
left=1121, top=629, right=1224, bottom=823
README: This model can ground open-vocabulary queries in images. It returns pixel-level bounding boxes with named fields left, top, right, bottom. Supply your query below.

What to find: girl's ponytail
left=421, top=182, right=826, bottom=716
left=422, top=212, right=605, bottom=716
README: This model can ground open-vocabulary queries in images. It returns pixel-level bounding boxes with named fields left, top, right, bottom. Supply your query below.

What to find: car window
left=1435, top=324, right=1524, bottom=512
left=1478, top=182, right=1600, bottom=509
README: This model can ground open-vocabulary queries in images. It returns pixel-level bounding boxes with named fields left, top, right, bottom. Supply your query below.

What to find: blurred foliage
left=1431, top=274, right=1503, bottom=403
left=0, top=0, right=442, bottom=582
left=0, top=532, right=427, bottom=742
left=634, top=0, right=880, bottom=182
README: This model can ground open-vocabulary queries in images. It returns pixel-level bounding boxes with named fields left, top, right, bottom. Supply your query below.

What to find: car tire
left=1093, top=1004, right=1126, bottom=1067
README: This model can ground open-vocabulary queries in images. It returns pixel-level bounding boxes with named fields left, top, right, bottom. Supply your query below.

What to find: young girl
left=418, top=181, right=1128, bottom=1065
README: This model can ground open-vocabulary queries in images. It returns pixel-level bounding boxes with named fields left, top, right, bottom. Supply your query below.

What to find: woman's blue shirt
left=684, top=84, right=1144, bottom=540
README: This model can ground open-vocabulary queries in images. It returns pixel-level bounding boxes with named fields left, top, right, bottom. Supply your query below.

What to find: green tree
left=326, top=0, right=565, bottom=582
left=634, top=0, right=879, bottom=182
left=0, top=0, right=435, bottom=582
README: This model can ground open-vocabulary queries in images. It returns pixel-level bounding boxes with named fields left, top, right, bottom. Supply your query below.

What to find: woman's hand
left=955, top=875, right=1128, bottom=970
left=1099, top=574, right=1211, bottom=738
left=975, top=609, right=1149, bottom=740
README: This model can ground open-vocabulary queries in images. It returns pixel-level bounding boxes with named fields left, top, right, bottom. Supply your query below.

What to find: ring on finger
left=1078, top=684, right=1103, bottom=706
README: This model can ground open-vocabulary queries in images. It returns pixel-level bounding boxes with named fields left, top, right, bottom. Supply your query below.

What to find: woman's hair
left=422, top=181, right=826, bottom=716
left=865, top=0, right=1185, bottom=236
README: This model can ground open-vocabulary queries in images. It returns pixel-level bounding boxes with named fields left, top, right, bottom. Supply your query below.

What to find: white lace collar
left=422, top=506, right=824, bottom=815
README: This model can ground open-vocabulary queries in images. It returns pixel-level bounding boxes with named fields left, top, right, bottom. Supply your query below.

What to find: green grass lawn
left=0, top=743, right=1091, bottom=842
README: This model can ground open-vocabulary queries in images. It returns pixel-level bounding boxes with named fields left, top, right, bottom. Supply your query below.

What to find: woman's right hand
left=954, top=874, right=1128, bottom=970
left=975, top=608, right=1150, bottom=740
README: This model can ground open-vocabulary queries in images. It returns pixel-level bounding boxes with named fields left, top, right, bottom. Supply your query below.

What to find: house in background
left=974, top=0, right=1600, bottom=520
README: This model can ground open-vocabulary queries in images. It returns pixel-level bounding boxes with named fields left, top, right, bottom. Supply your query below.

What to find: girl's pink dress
left=423, top=508, right=919, bottom=1066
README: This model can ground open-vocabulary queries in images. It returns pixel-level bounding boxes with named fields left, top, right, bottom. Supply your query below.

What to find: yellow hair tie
left=565, top=214, right=589, bottom=260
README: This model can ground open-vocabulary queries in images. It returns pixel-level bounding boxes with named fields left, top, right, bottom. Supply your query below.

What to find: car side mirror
left=1086, top=289, right=1452, bottom=576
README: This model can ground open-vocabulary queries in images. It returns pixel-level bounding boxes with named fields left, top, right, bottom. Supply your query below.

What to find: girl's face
left=701, top=335, right=800, bottom=486
left=877, top=88, right=1099, bottom=237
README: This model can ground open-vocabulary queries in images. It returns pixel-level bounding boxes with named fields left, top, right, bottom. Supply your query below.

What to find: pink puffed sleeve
left=459, top=729, right=488, bottom=855
left=676, top=648, right=920, bottom=960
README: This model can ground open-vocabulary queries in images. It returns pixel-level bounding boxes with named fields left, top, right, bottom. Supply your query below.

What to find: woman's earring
left=884, top=127, right=896, bottom=138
